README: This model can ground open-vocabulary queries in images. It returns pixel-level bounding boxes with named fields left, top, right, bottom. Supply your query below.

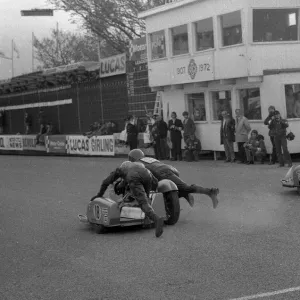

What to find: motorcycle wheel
left=163, top=191, right=180, bottom=225
left=94, top=224, right=107, bottom=234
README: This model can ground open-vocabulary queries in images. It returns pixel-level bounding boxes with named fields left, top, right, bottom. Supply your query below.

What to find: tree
left=47, top=0, right=165, bottom=55
left=33, top=29, right=105, bottom=68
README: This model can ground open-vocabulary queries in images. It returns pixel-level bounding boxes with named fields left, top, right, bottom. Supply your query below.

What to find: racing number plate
left=94, top=205, right=101, bottom=220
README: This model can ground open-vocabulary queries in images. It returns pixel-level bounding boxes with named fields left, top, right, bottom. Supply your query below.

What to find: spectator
left=244, top=130, right=266, bottom=164
left=168, top=112, right=183, bottom=161
left=36, top=108, right=46, bottom=145
left=264, top=106, right=277, bottom=165
left=220, top=110, right=236, bottom=163
left=268, top=110, right=292, bottom=167
left=24, top=111, right=32, bottom=134
left=183, top=134, right=201, bottom=162
left=126, top=115, right=138, bottom=150
left=235, top=109, right=251, bottom=163
left=182, top=111, right=196, bottom=143
left=152, top=114, right=168, bottom=160
left=0, top=110, right=4, bottom=134
left=294, top=92, right=300, bottom=118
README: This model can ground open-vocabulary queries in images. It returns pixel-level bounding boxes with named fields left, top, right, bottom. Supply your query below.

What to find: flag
left=13, top=41, right=20, bottom=58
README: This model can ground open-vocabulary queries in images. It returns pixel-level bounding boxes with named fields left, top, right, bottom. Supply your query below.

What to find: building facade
left=139, top=0, right=300, bottom=153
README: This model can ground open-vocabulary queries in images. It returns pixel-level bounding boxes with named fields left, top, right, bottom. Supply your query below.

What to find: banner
left=67, top=135, right=115, bottom=156
left=46, top=135, right=67, bottom=153
left=100, top=53, right=126, bottom=78
left=22, top=135, right=46, bottom=151
left=129, top=36, right=147, bottom=65
left=0, top=135, right=23, bottom=151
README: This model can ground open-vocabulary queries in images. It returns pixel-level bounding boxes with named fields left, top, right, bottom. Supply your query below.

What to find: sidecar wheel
left=164, top=191, right=180, bottom=225
left=95, top=224, right=107, bottom=234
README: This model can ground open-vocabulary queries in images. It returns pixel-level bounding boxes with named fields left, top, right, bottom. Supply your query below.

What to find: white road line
left=228, top=286, right=300, bottom=300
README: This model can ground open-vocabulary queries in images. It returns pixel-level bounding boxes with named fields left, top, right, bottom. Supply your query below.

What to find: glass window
left=212, top=91, right=232, bottom=120
left=171, top=24, right=189, bottom=56
left=187, top=93, right=206, bottom=121
left=238, top=88, right=262, bottom=120
left=194, top=18, right=214, bottom=51
left=253, top=9, right=299, bottom=42
left=221, top=11, right=242, bottom=46
left=285, top=84, right=300, bottom=119
left=150, top=30, right=166, bottom=60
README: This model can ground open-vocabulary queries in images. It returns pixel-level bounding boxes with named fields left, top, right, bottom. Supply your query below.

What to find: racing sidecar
left=281, top=164, right=300, bottom=195
left=78, top=179, right=179, bottom=234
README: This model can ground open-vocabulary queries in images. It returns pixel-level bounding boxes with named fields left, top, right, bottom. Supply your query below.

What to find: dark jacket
left=126, top=123, right=138, bottom=142
left=152, top=120, right=168, bottom=140
left=168, top=119, right=183, bottom=140
left=220, top=117, right=235, bottom=144
left=183, top=118, right=196, bottom=137
left=268, top=118, right=289, bottom=137
left=264, top=113, right=275, bottom=136
left=185, top=137, right=201, bottom=152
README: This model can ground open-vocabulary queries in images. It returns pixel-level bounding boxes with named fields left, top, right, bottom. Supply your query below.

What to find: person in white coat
left=235, top=109, right=251, bottom=163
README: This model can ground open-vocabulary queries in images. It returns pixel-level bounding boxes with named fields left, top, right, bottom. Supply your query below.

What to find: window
left=211, top=91, right=232, bottom=120
left=194, top=18, right=214, bottom=51
left=187, top=93, right=206, bottom=121
left=150, top=30, right=166, bottom=60
left=220, top=11, right=242, bottom=46
left=238, top=88, right=261, bottom=120
left=285, top=84, right=300, bottom=118
left=253, top=9, right=299, bottom=42
left=171, top=24, right=189, bottom=56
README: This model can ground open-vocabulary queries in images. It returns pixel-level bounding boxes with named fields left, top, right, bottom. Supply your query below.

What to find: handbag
left=286, top=131, right=295, bottom=141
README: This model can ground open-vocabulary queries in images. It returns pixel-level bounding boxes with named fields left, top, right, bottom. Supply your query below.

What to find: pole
left=11, top=39, right=14, bottom=77
left=32, top=32, right=34, bottom=72
left=56, top=22, right=59, bottom=58
left=98, top=37, right=104, bottom=124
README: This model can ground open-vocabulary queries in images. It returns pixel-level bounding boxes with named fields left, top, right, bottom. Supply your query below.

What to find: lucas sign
left=100, top=53, right=126, bottom=78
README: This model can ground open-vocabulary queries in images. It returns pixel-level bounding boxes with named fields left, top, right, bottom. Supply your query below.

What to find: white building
left=139, top=0, right=300, bottom=153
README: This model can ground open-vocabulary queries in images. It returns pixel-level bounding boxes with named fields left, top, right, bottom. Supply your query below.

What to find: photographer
left=268, top=111, right=292, bottom=167
left=264, top=106, right=277, bottom=165
left=183, top=134, right=201, bottom=162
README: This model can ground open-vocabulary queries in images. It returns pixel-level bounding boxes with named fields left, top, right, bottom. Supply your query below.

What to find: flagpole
left=11, top=39, right=14, bottom=77
left=32, top=32, right=34, bottom=72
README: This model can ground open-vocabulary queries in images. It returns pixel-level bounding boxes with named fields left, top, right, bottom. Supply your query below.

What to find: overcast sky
left=0, top=0, right=77, bottom=80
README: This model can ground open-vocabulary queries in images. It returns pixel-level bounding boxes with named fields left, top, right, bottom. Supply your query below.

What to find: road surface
left=0, top=155, right=300, bottom=300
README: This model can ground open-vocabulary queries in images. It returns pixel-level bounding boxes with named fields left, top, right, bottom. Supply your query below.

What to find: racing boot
left=191, top=185, right=219, bottom=209
left=146, top=210, right=164, bottom=238
left=185, top=194, right=195, bottom=207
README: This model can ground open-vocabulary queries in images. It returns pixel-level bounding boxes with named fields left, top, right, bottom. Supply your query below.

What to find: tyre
left=163, top=191, right=180, bottom=225
left=94, top=224, right=107, bottom=234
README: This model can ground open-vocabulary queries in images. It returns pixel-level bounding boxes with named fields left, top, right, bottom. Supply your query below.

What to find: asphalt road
left=1, top=155, right=300, bottom=300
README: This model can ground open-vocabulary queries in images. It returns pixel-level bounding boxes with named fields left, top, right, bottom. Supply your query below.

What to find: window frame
left=193, top=17, right=215, bottom=53
left=148, top=30, right=167, bottom=61
left=170, top=24, right=190, bottom=57
left=252, top=8, right=300, bottom=44
left=219, top=10, right=243, bottom=48
left=236, top=87, right=262, bottom=121
left=282, top=83, right=300, bottom=120
left=210, top=89, right=233, bottom=122
left=186, top=92, right=208, bottom=123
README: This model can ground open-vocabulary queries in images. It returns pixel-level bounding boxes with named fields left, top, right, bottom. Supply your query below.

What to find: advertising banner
left=129, top=36, right=147, bottom=65
left=67, top=135, right=115, bottom=156
left=22, top=135, right=46, bottom=151
left=0, top=135, right=23, bottom=151
left=100, top=53, right=126, bottom=78
left=46, top=135, right=67, bottom=153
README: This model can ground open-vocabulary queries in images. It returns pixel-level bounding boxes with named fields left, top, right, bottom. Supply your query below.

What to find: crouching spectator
left=183, top=134, right=201, bottom=162
left=244, top=130, right=266, bottom=164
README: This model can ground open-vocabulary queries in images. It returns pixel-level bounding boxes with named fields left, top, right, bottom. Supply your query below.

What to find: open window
left=285, top=84, right=300, bottom=119
left=211, top=91, right=232, bottom=120
left=187, top=93, right=206, bottom=121
left=238, top=88, right=262, bottom=120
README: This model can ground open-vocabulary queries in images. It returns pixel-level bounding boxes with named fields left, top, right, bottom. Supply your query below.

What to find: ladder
left=153, top=91, right=162, bottom=116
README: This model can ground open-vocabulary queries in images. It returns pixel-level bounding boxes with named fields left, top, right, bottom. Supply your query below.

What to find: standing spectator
left=183, top=134, right=201, bottom=162
left=152, top=115, right=168, bottom=160
left=264, top=106, right=277, bottom=165
left=182, top=111, right=196, bottom=144
left=235, top=109, right=251, bottom=163
left=268, top=110, right=292, bottom=167
left=168, top=112, right=183, bottom=161
left=36, top=108, right=47, bottom=145
left=0, top=110, right=4, bottom=134
left=220, top=110, right=236, bottom=163
left=24, top=111, right=32, bottom=134
left=126, top=115, right=138, bottom=150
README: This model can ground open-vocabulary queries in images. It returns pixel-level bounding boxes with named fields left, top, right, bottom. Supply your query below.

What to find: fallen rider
left=95, top=161, right=164, bottom=238
left=128, top=149, right=219, bottom=209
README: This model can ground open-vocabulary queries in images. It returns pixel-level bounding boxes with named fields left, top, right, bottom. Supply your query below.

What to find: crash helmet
left=119, top=161, right=133, bottom=173
left=128, top=149, right=145, bottom=162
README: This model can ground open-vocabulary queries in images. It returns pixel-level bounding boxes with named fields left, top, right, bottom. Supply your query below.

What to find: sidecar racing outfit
left=128, top=149, right=219, bottom=209
left=97, top=161, right=164, bottom=237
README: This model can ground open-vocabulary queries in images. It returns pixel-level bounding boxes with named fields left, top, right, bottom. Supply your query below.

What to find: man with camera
left=268, top=110, right=292, bottom=167
left=264, top=106, right=277, bottom=165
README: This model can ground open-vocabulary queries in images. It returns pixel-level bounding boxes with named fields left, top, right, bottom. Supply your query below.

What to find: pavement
left=0, top=155, right=300, bottom=300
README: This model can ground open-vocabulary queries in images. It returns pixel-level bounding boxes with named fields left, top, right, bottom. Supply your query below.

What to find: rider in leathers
left=128, top=149, right=219, bottom=209
left=96, top=161, right=164, bottom=238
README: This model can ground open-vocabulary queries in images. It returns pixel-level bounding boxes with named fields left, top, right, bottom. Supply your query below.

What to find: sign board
left=46, top=135, right=67, bottom=153
left=67, top=135, right=115, bottom=156
left=0, top=135, right=23, bottom=150
left=22, top=135, right=46, bottom=151
left=171, top=54, right=214, bottom=84
left=129, top=37, right=147, bottom=65
left=100, top=53, right=126, bottom=78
